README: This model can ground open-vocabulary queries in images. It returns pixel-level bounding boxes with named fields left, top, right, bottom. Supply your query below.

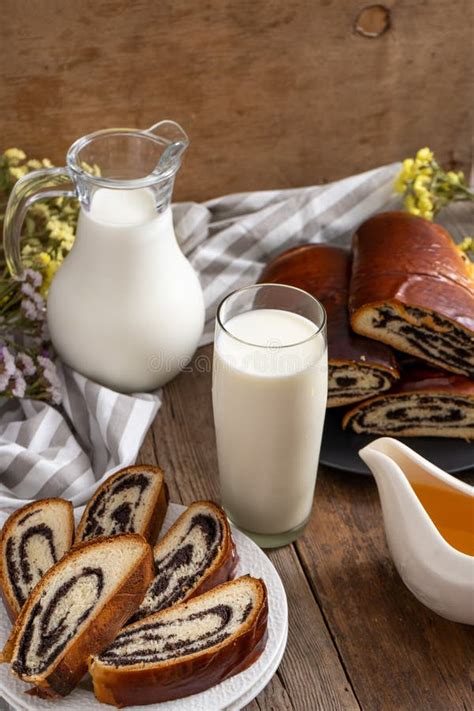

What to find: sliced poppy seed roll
left=130, top=500, right=237, bottom=623
left=343, top=367, right=474, bottom=438
left=1, top=534, right=154, bottom=698
left=90, top=576, right=268, bottom=706
left=349, top=212, right=474, bottom=377
left=75, top=465, right=168, bottom=545
left=0, top=499, right=74, bottom=621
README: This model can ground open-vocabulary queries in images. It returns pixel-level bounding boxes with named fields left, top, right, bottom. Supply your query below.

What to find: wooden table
left=137, top=343, right=473, bottom=711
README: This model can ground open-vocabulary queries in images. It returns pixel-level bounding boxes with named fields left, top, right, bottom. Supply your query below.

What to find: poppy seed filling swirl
left=12, top=567, right=105, bottom=677
left=99, top=585, right=257, bottom=667
left=80, top=473, right=152, bottom=540
left=347, top=394, right=474, bottom=433
left=371, top=306, right=474, bottom=377
left=6, top=511, right=59, bottom=608
left=131, top=512, right=223, bottom=622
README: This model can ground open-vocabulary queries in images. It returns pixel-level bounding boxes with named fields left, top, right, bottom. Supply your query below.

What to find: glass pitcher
left=3, top=121, right=205, bottom=392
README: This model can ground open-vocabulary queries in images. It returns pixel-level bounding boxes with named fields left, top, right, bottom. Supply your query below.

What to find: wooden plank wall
left=1, top=0, right=471, bottom=201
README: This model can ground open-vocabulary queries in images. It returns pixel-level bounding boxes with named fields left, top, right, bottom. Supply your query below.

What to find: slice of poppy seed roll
left=0, top=499, right=74, bottom=621
left=349, top=211, right=474, bottom=377
left=129, top=501, right=238, bottom=624
left=75, top=465, right=168, bottom=545
left=343, top=367, right=474, bottom=438
left=1, top=534, right=154, bottom=698
left=90, top=576, right=268, bottom=707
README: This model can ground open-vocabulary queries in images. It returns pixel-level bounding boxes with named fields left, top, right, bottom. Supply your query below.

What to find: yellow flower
left=394, top=178, right=404, bottom=194
left=8, top=165, right=28, bottom=180
left=417, top=195, right=434, bottom=220
left=81, top=161, right=101, bottom=177
left=415, top=147, right=434, bottom=163
left=46, top=217, right=75, bottom=241
left=41, top=259, right=61, bottom=295
left=394, top=174, right=407, bottom=194
left=4, top=148, right=26, bottom=164
left=417, top=166, right=433, bottom=178
left=26, top=159, right=43, bottom=170
left=38, top=252, right=51, bottom=265
left=404, top=195, right=420, bottom=216
left=394, top=159, right=418, bottom=193
left=413, top=174, right=431, bottom=196
left=446, top=171, right=461, bottom=186
left=30, top=203, right=51, bottom=219
left=60, top=234, right=74, bottom=250
left=41, top=158, right=53, bottom=168
left=458, top=236, right=473, bottom=253
left=418, top=194, right=433, bottom=211
left=402, top=158, right=415, bottom=179
left=22, top=244, right=34, bottom=256
left=393, top=179, right=406, bottom=195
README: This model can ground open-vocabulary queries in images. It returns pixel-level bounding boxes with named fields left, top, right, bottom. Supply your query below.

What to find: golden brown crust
left=349, top=211, right=474, bottom=333
left=143, top=477, right=169, bottom=545
left=0, top=498, right=74, bottom=622
left=2, top=533, right=154, bottom=697
left=89, top=577, right=268, bottom=707
left=260, top=244, right=399, bottom=403
left=75, top=465, right=168, bottom=545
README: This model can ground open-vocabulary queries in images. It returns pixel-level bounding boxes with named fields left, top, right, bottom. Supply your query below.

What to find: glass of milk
left=212, top=283, right=328, bottom=548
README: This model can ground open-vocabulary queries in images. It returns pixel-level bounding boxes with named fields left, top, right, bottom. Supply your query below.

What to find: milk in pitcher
left=47, top=187, right=204, bottom=391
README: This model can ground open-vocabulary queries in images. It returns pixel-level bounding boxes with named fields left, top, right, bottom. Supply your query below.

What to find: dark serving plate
left=320, top=408, right=474, bottom=476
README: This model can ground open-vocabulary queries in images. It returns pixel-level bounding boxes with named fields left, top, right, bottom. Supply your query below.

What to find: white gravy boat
left=359, top=437, right=474, bottom=625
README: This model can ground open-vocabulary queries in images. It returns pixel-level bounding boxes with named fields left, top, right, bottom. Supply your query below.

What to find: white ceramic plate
left=0, top=503, right=288, bottom=711
left=225, top=621, right=288, bottom=711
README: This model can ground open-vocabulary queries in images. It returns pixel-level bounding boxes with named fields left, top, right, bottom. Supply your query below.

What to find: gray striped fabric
left=0, top=163, right=400, bottom=525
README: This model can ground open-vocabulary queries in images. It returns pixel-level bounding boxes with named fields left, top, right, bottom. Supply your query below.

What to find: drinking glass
left=212, top=283, right=327, bottom=548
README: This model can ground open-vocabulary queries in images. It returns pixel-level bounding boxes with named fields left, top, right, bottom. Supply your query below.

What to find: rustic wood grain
left=297, top=467, right=474, bottom=711
left=266, top=546, right=360, bottom=711
left=141, top=345, right=360, bottom=710
left=1, top=0, right=471, bottom=201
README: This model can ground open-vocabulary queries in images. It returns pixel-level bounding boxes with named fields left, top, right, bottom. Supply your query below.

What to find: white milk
left=47, top=188, right=204, bottom=391
left=212, top=308, right=328, bottom=535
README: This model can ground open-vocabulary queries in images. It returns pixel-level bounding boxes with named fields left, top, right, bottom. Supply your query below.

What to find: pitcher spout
left=147, top=120, right=189, bottom=174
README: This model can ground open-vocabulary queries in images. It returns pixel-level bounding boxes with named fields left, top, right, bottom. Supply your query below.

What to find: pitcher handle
left=3, top=167, right=75, bottom=279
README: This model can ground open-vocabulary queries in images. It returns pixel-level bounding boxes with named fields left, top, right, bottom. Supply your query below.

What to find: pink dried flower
left=21, top=282, right=45, bottom=309
left=23, top=268, right=43, bottom=289
left=38, top=355, right=62, bottom=404
left=19, top=270, right=45, bottom=326
left=21, top=281, right=36, bottom=298
left=16, top=352, right=36, bottom=377
left=0, top=346, right=16, bottom=391
left=21, top=281, right=35, bottom=296
left=21, top=298, right=40, bottom=321
left=11, top=372, right=26, bottom=398
left=1, top=346, right=16, bottom=377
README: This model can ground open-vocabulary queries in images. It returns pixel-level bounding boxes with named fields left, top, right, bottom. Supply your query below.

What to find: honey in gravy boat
left=410, top=478, right=473, bottom=556
left=360, top=437, right=474, bottom=625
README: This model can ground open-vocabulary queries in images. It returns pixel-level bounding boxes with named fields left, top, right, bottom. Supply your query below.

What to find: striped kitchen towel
left=0, top=162, right=400, bottom=524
